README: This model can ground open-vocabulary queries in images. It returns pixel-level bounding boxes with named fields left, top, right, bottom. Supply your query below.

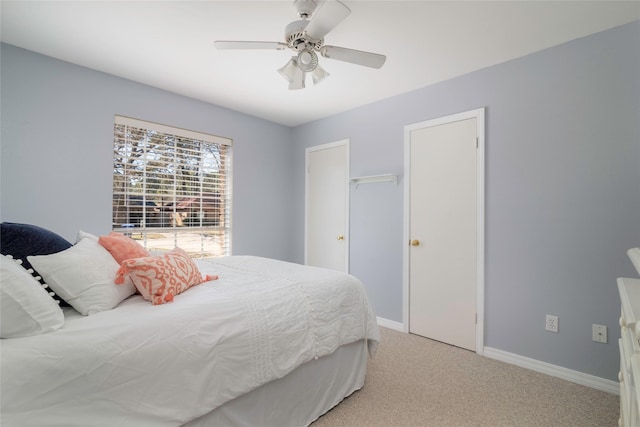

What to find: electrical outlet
left=593, top=324, right=607, bottom=343
left=545, top=315, right=559, bottom=333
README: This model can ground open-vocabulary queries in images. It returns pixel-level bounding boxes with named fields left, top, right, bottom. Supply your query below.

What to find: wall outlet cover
left=592, top=324, right=607, bottom=343
left=545, top=315, right=559, bottom=333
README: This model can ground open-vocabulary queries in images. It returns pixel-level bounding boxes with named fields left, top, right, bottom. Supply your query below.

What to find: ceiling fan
left=214, top=0, right=386, bottom=90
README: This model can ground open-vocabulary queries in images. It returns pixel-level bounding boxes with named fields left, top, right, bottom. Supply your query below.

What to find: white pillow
left=28, top=238, right=136, bottom=315
left=76, top=229, right=99, bottom=243
left=1, top=255, right=64, bottom=338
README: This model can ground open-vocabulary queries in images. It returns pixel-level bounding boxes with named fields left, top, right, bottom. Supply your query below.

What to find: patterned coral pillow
left=98, top=232, right=149, bottom=264
left=115, top=247, right=215, bottom=305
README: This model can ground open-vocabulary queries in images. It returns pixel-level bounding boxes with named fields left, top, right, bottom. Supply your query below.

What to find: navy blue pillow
left=1, top=222, right=73, bottom=305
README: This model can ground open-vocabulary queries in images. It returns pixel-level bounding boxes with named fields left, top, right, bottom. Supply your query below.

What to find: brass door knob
left=337, top=235, right=345, bottom=241
left=410, top=239, right=420, bottom=246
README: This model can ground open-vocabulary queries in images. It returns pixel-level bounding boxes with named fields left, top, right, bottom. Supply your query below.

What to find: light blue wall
left=0, top=43, right=293, bottom=261
left=291, top=21, right=640, bottom=381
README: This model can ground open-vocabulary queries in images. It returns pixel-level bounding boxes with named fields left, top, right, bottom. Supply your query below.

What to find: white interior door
left=405, top=109, right=484, bottom=352
left=305, top=141, right=349, bottom=272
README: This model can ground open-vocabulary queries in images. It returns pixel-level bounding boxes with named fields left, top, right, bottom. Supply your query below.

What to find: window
left=113, top=115, right=232, bottom=258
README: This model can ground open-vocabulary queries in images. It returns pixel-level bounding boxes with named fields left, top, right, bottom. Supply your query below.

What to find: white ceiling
left=2, top=1, right=639, bottom=127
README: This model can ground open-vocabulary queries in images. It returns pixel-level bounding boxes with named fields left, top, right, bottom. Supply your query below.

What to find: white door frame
left=403, top=108, right=485, bottom=354
left=304, top=139, right=350, bottom=272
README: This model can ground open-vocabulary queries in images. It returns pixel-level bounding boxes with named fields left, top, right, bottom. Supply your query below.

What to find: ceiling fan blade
left=320, top=45, right=386, bottom=69
left=304, top=0, right=351, bottom=41
left=214, top=41, right=287, bottom=50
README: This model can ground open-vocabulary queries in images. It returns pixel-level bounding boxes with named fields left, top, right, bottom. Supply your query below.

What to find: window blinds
left=113, top=115, right=232, bottom=257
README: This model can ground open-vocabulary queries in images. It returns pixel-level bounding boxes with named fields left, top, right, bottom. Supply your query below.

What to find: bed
left=0, top=223, right=380, bottom=427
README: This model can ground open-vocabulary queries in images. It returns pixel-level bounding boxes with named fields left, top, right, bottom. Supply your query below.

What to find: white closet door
left=408, top=117, right=478, bottom=351
left=305, top=141, right=349, bottom=272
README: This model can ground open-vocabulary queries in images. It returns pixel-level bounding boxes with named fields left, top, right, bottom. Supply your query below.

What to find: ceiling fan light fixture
left=312, top=64, right=329, bottom=85
left=289, top=67, right=306, bottom=90
left=279, top=57, right=307, bottom=90
left=296, top=49, right=318, bottom=72
left=278, top=57, right=298, bottom=82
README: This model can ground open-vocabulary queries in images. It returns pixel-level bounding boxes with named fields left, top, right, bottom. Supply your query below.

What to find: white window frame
left=112, top=115, right=232, bottom=258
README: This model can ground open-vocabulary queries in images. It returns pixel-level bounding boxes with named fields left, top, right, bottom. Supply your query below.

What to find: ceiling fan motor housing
left=285, top=20, right=323, bottom=51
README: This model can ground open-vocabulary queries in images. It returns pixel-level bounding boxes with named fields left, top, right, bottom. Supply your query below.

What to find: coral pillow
left=116, top=247, right=215, bottom=305
left=99, top=232, right=149, bottom=264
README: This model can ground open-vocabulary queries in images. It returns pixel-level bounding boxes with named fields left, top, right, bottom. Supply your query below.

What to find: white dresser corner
left=618, top=277, right=640, bottom=427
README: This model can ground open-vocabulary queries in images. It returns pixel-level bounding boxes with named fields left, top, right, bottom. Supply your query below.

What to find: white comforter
left=1, top=256, right=380, bottom=427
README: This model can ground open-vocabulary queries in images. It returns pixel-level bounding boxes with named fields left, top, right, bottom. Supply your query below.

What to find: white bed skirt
left=184, top=339, right=368, bottom=427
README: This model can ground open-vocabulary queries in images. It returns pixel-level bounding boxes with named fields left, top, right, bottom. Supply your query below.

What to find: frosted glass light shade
left=312, top=65, right=329, bottom=85
left=278, top=58, right=298, bottom=82
left=289, top=68, right=305, bottom=90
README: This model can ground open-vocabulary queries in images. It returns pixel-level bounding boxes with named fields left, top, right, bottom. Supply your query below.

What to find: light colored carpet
left=312, top=327, right=619, bottom=427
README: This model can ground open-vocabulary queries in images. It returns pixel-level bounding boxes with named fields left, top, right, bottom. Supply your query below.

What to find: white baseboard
left=376, top=317, right=404, bottom=332
left=484, top=346, right=619, bottom=395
